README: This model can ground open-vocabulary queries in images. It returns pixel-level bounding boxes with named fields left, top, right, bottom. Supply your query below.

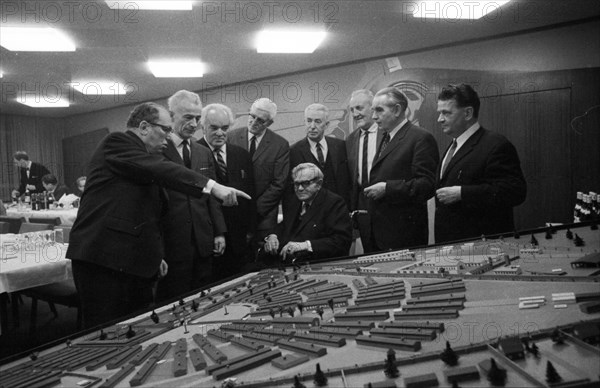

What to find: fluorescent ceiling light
left=411, top=1, right=510, bottom=20
left=148, top=60, right=204, bottom=78
left=0, top=71, right=3, bottom=78
left=105, top=1, right=193, bottom=10
left=17, top=95, right=70, bottom=108
left=0, top=27, right=76, bottom=51
left=256, top=30, right=327, bottom=53
left=71, top=81, right=128, bottom=95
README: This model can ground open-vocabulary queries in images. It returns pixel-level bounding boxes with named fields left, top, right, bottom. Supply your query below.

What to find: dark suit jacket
left=161, top=139, right=226, bottom=262
left=198, top=138, right=256, bottom=254
left=49, top=184, right=70, bottom=201
left=346, top=126, right=383, bottom=211
left=435, top=127, right=527, bottom=243
left=228, top=127, right=289, bottom=232
left=19, top=162, right=50, bottom=195
left=368, top=121, right=439, bottom=250
left=67, top=131, right=211, bottom=279
left=277, top=188, right=352, bottom=260
left=289, top=137, right=351, bottom=207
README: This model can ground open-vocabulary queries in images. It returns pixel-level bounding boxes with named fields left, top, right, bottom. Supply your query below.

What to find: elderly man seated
left=264, top=162, right=352, bottom=262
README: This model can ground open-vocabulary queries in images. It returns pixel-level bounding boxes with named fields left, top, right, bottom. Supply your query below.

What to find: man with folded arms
left=67, top=102, right=250, bottom=328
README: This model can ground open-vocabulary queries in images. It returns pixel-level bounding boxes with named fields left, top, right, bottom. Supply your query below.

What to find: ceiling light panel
left=410, top=1, right=510, bottom=20
left=17, top=95, right=70, bottom=108
left=148, top=60, right=204, bottom=78
left=0, top=27, right=76, bottom=51
left=256, top=30, right=327, bottom=53
left=105, top=1, right=193, bottom=11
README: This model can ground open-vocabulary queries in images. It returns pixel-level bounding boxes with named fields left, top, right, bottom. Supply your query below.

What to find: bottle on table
left=24, top=188, right=31, bottom=206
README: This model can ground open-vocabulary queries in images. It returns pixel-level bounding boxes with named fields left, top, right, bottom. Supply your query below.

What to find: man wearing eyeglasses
left=228, top=98, right=289, bottom=244
left=263, top=163, right=352, bottom=262
left=156, top=90, right=227, bottom=301
left=67, top=102, right=250, bottom=328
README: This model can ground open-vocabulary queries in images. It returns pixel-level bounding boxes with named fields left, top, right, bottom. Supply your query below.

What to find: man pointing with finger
left=67, top=102, right=250, bottom=328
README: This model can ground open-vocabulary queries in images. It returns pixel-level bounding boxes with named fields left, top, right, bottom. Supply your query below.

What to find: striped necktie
left=214, top=148, right=228, bottom=182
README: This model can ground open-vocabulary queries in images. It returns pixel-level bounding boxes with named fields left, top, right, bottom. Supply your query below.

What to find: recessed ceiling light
left=0, top=27, right=76, bottom=52
left=148, top=60, right=204, bottom=78
left=71, top=81, right=128, bottom=95
left=256, top=30, right=327, bottom=54
left=17, top=95, right=70, bottom=108
left=411, top=1, right=510, bottom=20
left=105, top=1, right=193, bottom=10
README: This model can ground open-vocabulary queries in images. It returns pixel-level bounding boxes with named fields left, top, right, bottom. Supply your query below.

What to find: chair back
left=28, top=217, right=62, bottom=226
left=19, top=222, right=54, bottom=234
left=0, top=221, right=9, bottom=234
left=0, top=216, right=26, bottom=234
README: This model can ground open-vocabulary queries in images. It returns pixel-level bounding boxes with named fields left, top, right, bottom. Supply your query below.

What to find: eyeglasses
left=147, top=121, right=173, bottom=134
left=249, top=113, right=268, bottom=126
left=293, top=178, right=317, bottom=189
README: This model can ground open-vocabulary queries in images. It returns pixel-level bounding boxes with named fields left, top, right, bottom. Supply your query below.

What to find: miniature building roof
left=572, top=252, right=600, bottom=265
left=498, top=337, right=524, bottom=354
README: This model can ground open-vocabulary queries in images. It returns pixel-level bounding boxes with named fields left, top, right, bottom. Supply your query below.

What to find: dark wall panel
left=62, top=128, right=109, bottom=190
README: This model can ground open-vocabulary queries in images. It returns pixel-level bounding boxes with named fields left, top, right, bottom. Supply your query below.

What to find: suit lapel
left=325, top=137, right=337, bottom=173
left=252, top=129, right=271, bottom=162
left=443, top=127, right=484, bottom=178
left=373, top=121, right=411, bottom=167
left=164, top=140, right=183, bottom=165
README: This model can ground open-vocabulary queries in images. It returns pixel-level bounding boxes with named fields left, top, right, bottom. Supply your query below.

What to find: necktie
left=249, top=136, right=256, bottom=158
left=315, top=142, right=325, bottom=167
left=300, top=202, right=310, bottom=217
left=377, top=132, right=390, bottom=159
left=214, top=148, right=228, bottom=182
left=441, top=139, right=457, bottom=176
left=182, top=139, right=191, bottom=168
left=361, top=130, right=369, bottom=187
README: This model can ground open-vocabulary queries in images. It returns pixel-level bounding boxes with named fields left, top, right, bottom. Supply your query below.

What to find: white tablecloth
left=0, top=234, right=71, bottom=294
left=6, top=207, right=78, bottom=227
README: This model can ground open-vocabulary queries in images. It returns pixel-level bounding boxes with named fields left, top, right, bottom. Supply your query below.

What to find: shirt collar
left=170, top=132, right=186, bottom=148
left=387, top=118, right=408, bottom=140
left=455, top=122, right=481, bottom=149
left=361, top=122, right=378, bottom=134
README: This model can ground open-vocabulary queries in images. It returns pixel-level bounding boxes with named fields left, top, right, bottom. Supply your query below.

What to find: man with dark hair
left=11, top=151, right=51, bottom=198
left=157, top=90, right=227, bottom=301
left=435, top=83, right=526, bottom=243
left=41, top=174, right=70, bottom=201
left=67, top=102, right=250, bottom=328
left=365, top=86, right=439, bottom=250
left=198, top=103, right=256, bottom=279
left=264, top=163, right=352, bottom=261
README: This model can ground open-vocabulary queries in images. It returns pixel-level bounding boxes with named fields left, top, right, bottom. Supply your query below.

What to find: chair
left=18, top=222, right=54, bottom=234
left=22, top=280, right=82, bottom=333
left=28, top=217, right=62, bottom=226
left=0, top=216, right=26, bottom=234
left=0, top=221, right=9, bottom=234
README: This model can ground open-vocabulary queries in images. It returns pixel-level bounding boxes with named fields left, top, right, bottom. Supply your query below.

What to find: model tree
left=530, top=342, right=540, bottom=358
left=487, top=358, right=507, bottom=386
left=292, top=375, right=306, bottom=388
left=313, top=363, right=328, bottom=386
left=440, top=341, right=459, bottom=366
left=316, top=306, right=324, bottom=320
left=383, top=348, right=400, bottom=378
left=546, top=361, right=562, bottom=383
left=551, top=328, right=565, bottom=344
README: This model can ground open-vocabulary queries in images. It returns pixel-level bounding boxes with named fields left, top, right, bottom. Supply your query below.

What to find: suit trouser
left=356, top=191, right=377, bottom=254
left=72, top=260, right=154, bottom=329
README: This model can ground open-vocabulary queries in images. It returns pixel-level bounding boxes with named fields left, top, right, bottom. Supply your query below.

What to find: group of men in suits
left=67, top=82, right=526, bottom=328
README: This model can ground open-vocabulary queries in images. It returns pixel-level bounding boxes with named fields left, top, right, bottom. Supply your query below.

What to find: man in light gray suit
left=228, top=98, right=289, bottom=244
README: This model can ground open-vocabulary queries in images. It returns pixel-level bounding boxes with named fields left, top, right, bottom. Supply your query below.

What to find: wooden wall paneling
left=62, top=128, right=109, bottom=190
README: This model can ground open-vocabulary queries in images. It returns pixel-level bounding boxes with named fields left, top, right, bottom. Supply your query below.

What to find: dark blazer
left=161, top=139, right=227, bottom=260
left=49, top=184, right=70, bottom=201
left=346, top=126, right=383, bottom=211
left=289, top=137, right=351, bottom=207
left=228, top=127, right=289, bottom=232
left=198, top=138, right=256, bottom=255
left=19, top=162, right=50, bottom=195
left=67, top=131, right=210, bottom=279
left=368, top=121, right=439, bottom=250
left=435, top=127, right=527, bottom=243
left=278, top=188, right=352, bottom=260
